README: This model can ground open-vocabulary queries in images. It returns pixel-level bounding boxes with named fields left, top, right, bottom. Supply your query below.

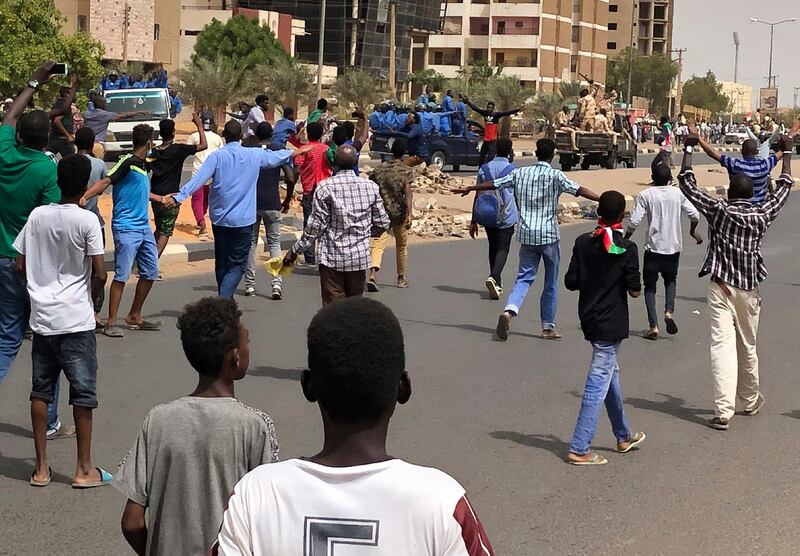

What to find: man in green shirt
left=0, top=62, right=72, bottom=392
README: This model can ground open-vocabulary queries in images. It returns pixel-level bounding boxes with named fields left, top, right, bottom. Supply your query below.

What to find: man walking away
left=165, top=120, right=293, bottom=298
left=242, top=95, right=269, bottom=139
left=187, top=112, right=225, bottom=237
left=294, top=122, right=332, bottom=264
left=242, top=122, right=296, bottom=299
left=564, top=191, right=645, bottom=466
left=284, top=145, right=389, bottom=305
left=470, top=137, right=518, bottom=300
left=83, top=125, right=162, bottom=338
left=14, top=154, right=110, bottom=487
left=368, top=138, right=414, bottom=291
left=149, top=115, right=207, bottom=260
left=626, top=163, right=703, bottom=340
left=464, top=96, right=521, bottom=165
left=115, top=297, right=279, bottom=556
left=212, top=297, right=494, bottom=555
left=454, top=139, right=600, bottom=341
left=678, top=129, right=796, bottom=431
left=47, top=86, right=77, bottom=158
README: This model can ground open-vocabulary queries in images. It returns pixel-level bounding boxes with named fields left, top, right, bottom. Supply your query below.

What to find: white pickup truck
left=102, top=88, right=170, bottom=159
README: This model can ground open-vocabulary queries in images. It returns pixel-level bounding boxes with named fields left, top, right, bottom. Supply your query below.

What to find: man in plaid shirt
left=285, top=145, right=389, bottom=304
left=678, top=125, right=796, bottom=431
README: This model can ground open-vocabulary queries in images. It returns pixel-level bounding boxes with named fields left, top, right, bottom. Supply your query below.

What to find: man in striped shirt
left=455, top=139, right=600, bottom=340
left=690, top=120, right=787, bottom=203
left=678, top=129, right=795, bottom=430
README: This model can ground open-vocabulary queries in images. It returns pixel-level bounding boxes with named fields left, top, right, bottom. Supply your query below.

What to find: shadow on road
left=0, top=422, right=33, bottom=439
left=402, top=318, right=540, bottom=339
left=489, top=431, right=569, bottom=459
left=433, top=285, right=487, bottom=297
left=250, top=366, right=303, bottom=381
left=624, top=393, right=712, bottom=425
left=675, top=294, right=707, bottom=303
left=782, top=410, right=800, bottom=420
left=0, top=451, right=73, bottom=485
left=146, top=309, right=182, bottom=319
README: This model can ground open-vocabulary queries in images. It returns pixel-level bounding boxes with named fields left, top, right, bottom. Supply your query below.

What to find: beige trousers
left=370, top=223, right=408, bottom=277
left=707, top=281, right=761, bottom=420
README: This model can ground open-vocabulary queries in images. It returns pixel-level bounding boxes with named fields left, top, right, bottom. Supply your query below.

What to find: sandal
left=617, top=431, right=646, bottom=453
left=664, top=316, right=678, bottom=335
left=567, top=452, right=608, bottom=466
left=126, top=319, right=162, bottom=331
left=102, top=325, right=125, bottom=338
left=30, top=467, right=53, bottom=487
left=71, top=467, right=113, bottom=489
left=541, top=329, right=562, bottom=340
left=643, top=329, right=659, bottom=341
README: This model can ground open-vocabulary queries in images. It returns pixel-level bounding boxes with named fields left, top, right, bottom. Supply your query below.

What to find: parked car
left=724, top=126, right=750, bottom=145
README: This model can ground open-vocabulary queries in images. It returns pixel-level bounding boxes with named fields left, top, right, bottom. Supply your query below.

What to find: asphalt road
left=2, top=191, right=799, bottom=555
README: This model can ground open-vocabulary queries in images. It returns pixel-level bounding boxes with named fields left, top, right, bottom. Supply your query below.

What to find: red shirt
left=484, top=122, right=498, bottom=142
left=296, top=141, right=332, bottom=195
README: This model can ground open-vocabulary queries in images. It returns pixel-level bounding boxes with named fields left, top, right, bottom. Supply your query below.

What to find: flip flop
left=71, top=467, right=113, bottom=489
left=617, top=431, right=647, bottom=453
left=30, top=467, right=53, bottom=487
left=102, top=325, right=125, bottom=338
left=567, top=453, right=608, bottom=466
left=541, top=329, right=562, bottom=340
left=664, top=316, right=678, bottom=335
left=126, top=319, right=162, bottom=331
left=643, top=330, right=659, bottom=341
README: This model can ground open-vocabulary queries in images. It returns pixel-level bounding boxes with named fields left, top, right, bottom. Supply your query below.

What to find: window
left=376, top=23, right=386, bottom=33
left=570, top=55, right=578, bottom=73
left=609, top=4, right=619, bottom=12
left=571, top=25, right=580, bottom=42
left=497, top=21, right=506, bottom=34
left=184, top=30, right=200, bottom=36
left=443, top=16, right=462, bottom=35
left=515, top=21, right=524, bottom=28
left=608, top=22, right=617, bottom=30
left=77, top=14, right=87, bottom=32
left=153, top=23, right=160, bottom=40
left=495, top=52, right=505, bottom=66
left=607, top=41, right=617, bottom=50
left=468, top=48, right=488, bottom=63
left=434, top=51, right=443, bottom=65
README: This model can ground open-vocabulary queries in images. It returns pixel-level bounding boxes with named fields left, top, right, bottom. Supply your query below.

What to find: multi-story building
left=606, top=0, right=673, bottom=57
left=428, top=0, right=609, bottom=92
left=719, top=81, right=754, bottom=115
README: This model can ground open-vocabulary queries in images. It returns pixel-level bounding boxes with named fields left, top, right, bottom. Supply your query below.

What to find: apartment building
left=606, top=0, right=673, bottom=56
left=719, top=81, right=754, bottom=114
left=428, top=0, right=609, bottom=92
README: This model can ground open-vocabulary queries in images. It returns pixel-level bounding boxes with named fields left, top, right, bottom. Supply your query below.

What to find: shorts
left=151, top=202, right=180, bottom=237
left=31, top=331, right=98, bottom=408
left=112, top=228, right=159, bottom=282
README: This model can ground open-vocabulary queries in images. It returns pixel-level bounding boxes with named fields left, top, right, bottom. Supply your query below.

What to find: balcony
left=491, top=33, right=540, bottom=49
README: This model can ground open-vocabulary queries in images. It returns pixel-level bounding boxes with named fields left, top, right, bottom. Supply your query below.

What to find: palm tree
left=529, top=91, right=565, bottom=138
left=255, top=59, right=314, bottom=115
left=331, top=69, right=382, bottom=113
left=558, top=81, right=582, bottom=104
left=176, top=57, right=247, bottom=124
left=487, top=75, right=534, bottom=138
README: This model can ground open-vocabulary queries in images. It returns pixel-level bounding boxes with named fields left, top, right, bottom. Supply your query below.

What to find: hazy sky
left=673, top=0, right=800, bottom=108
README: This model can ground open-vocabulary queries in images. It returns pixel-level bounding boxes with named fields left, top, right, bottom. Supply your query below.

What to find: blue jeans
left=505, top=242, right=560, bottom=329
left=31, top=331, right=98, bottom=408
left=213, top=223, right=254, bottom=298
left=301, top=195, right=316, bottom=264
left=569, top=341, right=632, bottom=455
left=0, top=257, right=29, bottom=384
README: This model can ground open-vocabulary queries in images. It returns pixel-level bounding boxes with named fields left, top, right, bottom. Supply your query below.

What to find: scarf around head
left=592, top=219, right=627, bottom=255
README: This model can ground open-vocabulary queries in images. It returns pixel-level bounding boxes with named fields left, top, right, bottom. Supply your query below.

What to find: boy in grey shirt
left=113, top=297, right=279, bottom=556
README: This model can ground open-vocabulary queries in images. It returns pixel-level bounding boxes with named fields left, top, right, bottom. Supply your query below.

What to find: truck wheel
left=626, top=151, right=637, bottom=168
left=796, top=145, right=800, bottom=155
left=605, top=149, right=617, bottom=170
left=561, top=161, right=572, bottom=171
left=738, top=137, right=745, bottom=145
left=430, top=151, right=446, bottom=170
left=580, top=157, right=591, bottom=170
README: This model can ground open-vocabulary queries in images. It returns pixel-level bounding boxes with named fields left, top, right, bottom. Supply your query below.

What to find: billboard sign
left=759, top=88, right=778, bottom=114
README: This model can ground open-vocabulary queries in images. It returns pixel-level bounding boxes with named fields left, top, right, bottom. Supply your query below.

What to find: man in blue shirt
left=271, top=107, right=298, bottom=149
left=469, top=138, right=519, bottom=300
left=453, top=94, right=469, bottom=137
left=168, top=87, right=183, bottom=119
left=441, top=90, right=455, bottom=136
left=163, top=120, right=293, bottom=298
left=416, top=85, right=432, bottom=107
left=392, top=113, right=428, bottom=166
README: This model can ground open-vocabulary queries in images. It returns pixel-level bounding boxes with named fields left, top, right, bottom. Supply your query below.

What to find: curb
left=557, top=185, right=730, bottom=218
left=636, top=146, right=740, bottom=154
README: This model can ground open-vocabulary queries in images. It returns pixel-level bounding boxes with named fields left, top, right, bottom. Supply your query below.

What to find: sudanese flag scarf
left=592, top=219, right=627, bottom=255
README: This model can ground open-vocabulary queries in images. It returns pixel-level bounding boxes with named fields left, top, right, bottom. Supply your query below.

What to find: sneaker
left=541, top=329, right=562, bottom=340
left=367, top=279, right=379, bottom=293
left=46, top=419, right=62, bottom=438
left=707, top=417, right=730, bottom=430
left=664, top=315, right=678, bottom=335
left=485, top=277, right=500, bottom=300
left=271, top=286, right=282, bottom=300
left=244, top=287, right=255, bottom=297
left=741, top=395, right=765, bottom=416
left=495, top=313, right=511, bottom=342
left=396, top=277, right=409, bottom=288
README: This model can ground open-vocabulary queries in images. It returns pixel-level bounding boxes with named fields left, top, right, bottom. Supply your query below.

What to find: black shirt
left=565, top=230, right=641, bottom=342
left=250, top=144, right=283, bottom=211
left=150, top=143, right=197, bottom=196
left=49, top=98, right=74, bottom=140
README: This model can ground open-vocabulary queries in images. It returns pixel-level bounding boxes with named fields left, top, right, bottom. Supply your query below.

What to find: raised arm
left=3, top=62, right=56, bottom=127
left=689, top=121, right=721, bottom=162
left=494, top=107, right=521, bottom=119
left=465, top=98, right=490, bottom=117
left=47, top=74, right=79, bottom=120
left=191, top=112, right=207, bottom=152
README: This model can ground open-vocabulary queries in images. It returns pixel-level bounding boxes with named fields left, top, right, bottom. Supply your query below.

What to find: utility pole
left=794, top=86, right=800, bottom=111
left=350, top=0, right=359, bottom=67
left=388, top=1, right=397, bottom=98
left=750, top=18, right=797, bottom=89
left=625, top=0, right=635, bottom=115
left=316, top=0, right=326, bottom=100
left=733, top=32, right=740, bottom=83
left=121, top=3, right=131, bottom=66
left=671, top=48, right=686, bottom=115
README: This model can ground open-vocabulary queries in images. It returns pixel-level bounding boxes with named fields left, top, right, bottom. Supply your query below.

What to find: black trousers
left=643, top=251, right=680, bottom=328
left=479, top=140, right=497, bottom=166
left=485, top=225, right=515, bottom=286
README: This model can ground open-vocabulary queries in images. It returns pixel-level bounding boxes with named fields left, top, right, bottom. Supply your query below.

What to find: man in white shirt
left=13, top=154, right=110, bottom=488
left=242, top=95, right=269, bottom=139
left=213, top=297, right=495, bottom=556
left=626, top=163, right=703, bottom=340
left=187, top=112, right=225, bottom=236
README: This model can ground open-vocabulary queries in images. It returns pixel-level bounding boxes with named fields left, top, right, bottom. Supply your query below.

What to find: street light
left=750, top=18, right=797, bottom=88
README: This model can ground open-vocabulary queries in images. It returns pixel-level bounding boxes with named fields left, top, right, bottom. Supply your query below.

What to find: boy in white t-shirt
left=13, top=154, right=109, bottom=488
left=213, top=297, right=495, bottom=556
left=187, top=112, right=225, bottom=236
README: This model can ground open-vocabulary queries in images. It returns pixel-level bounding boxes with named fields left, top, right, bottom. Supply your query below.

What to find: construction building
left=606, top=0, right=673, bottom=56
left=428, top=0, right=609, bottom=92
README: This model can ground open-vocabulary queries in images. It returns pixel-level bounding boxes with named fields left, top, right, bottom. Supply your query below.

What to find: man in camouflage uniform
left=368, top=138, right=415, bottom=291
left=578, top=81, right=600, bottom=131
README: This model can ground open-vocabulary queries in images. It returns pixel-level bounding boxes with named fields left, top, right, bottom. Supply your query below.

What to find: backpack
left=473, top=162, right=515, bottom=229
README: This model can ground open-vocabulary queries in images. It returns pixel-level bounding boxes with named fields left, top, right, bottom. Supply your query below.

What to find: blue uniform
left=393, top=112, right=408, bottom=129
left=418, top=112, right=436, bottom=135
left=453, top=101, right=469, bottom=136
left=369, top=111, right=382, bottom=131
left=395, top=124, right=429, bottom=158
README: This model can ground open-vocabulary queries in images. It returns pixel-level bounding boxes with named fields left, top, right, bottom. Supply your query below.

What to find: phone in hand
left=49, top=63, right=68, bottom=76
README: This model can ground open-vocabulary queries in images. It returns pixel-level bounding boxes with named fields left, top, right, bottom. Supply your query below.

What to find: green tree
left=254, top=59, right=314, bottom=115
left=331, top=70, right=382, bottom=112
left=487, top=75, right=531, bottom=137
left=558, top=82, right=582, bottom=104
left=607, top=48, right=678, bottom=114
left=407, top=68, right=445, bottom=92
left=0, top=0, right=105, bottom=105
left=193, top=15, right=290, bottom=72
left=176, top=57, right=247, bottom=124
left=681, top=71, right=731, bottom=115
left=529, top=92, right=565, bottom=138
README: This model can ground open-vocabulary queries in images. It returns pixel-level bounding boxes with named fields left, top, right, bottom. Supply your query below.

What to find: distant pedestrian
left=271, top=107, right=298, bottom=149
left=464, top=97, right=522, bottom=165
left=47, top=86, right=76, bottom=158
left=241, top=95, right=269, bottom=138
left=308, top=98, right=334, bottom=143
left=626, top=163, right=702, bottom=340
left=284, top=145, right=389, bottom=305
left=293, top=121, right=332, bottom=264
left=187, top=112, right=225, bottom=237
left=164, top=120, right=293, bottom=298
left=168, top=87, right=182, bottom=119
left=114, top=297, right=279, bottom=555
left=565, top=191, right=646, bottom=466
left=469, top=137, right=518, bottom=300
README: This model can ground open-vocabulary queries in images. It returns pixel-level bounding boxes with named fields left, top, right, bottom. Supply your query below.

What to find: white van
left=102, top=88, right=170, bottom=158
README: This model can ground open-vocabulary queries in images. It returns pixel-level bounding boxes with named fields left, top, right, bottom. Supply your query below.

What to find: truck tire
left=430, top=151, right=446, bottom=170
left=561, top=161, right=573, bottom=171
left=580, top=157, right=591, bottom=170
left=605, top=149, right=617, bottom=170
left=625, top=151, right=637, bottom=168
left=796, top=145, right=800, bottom=155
